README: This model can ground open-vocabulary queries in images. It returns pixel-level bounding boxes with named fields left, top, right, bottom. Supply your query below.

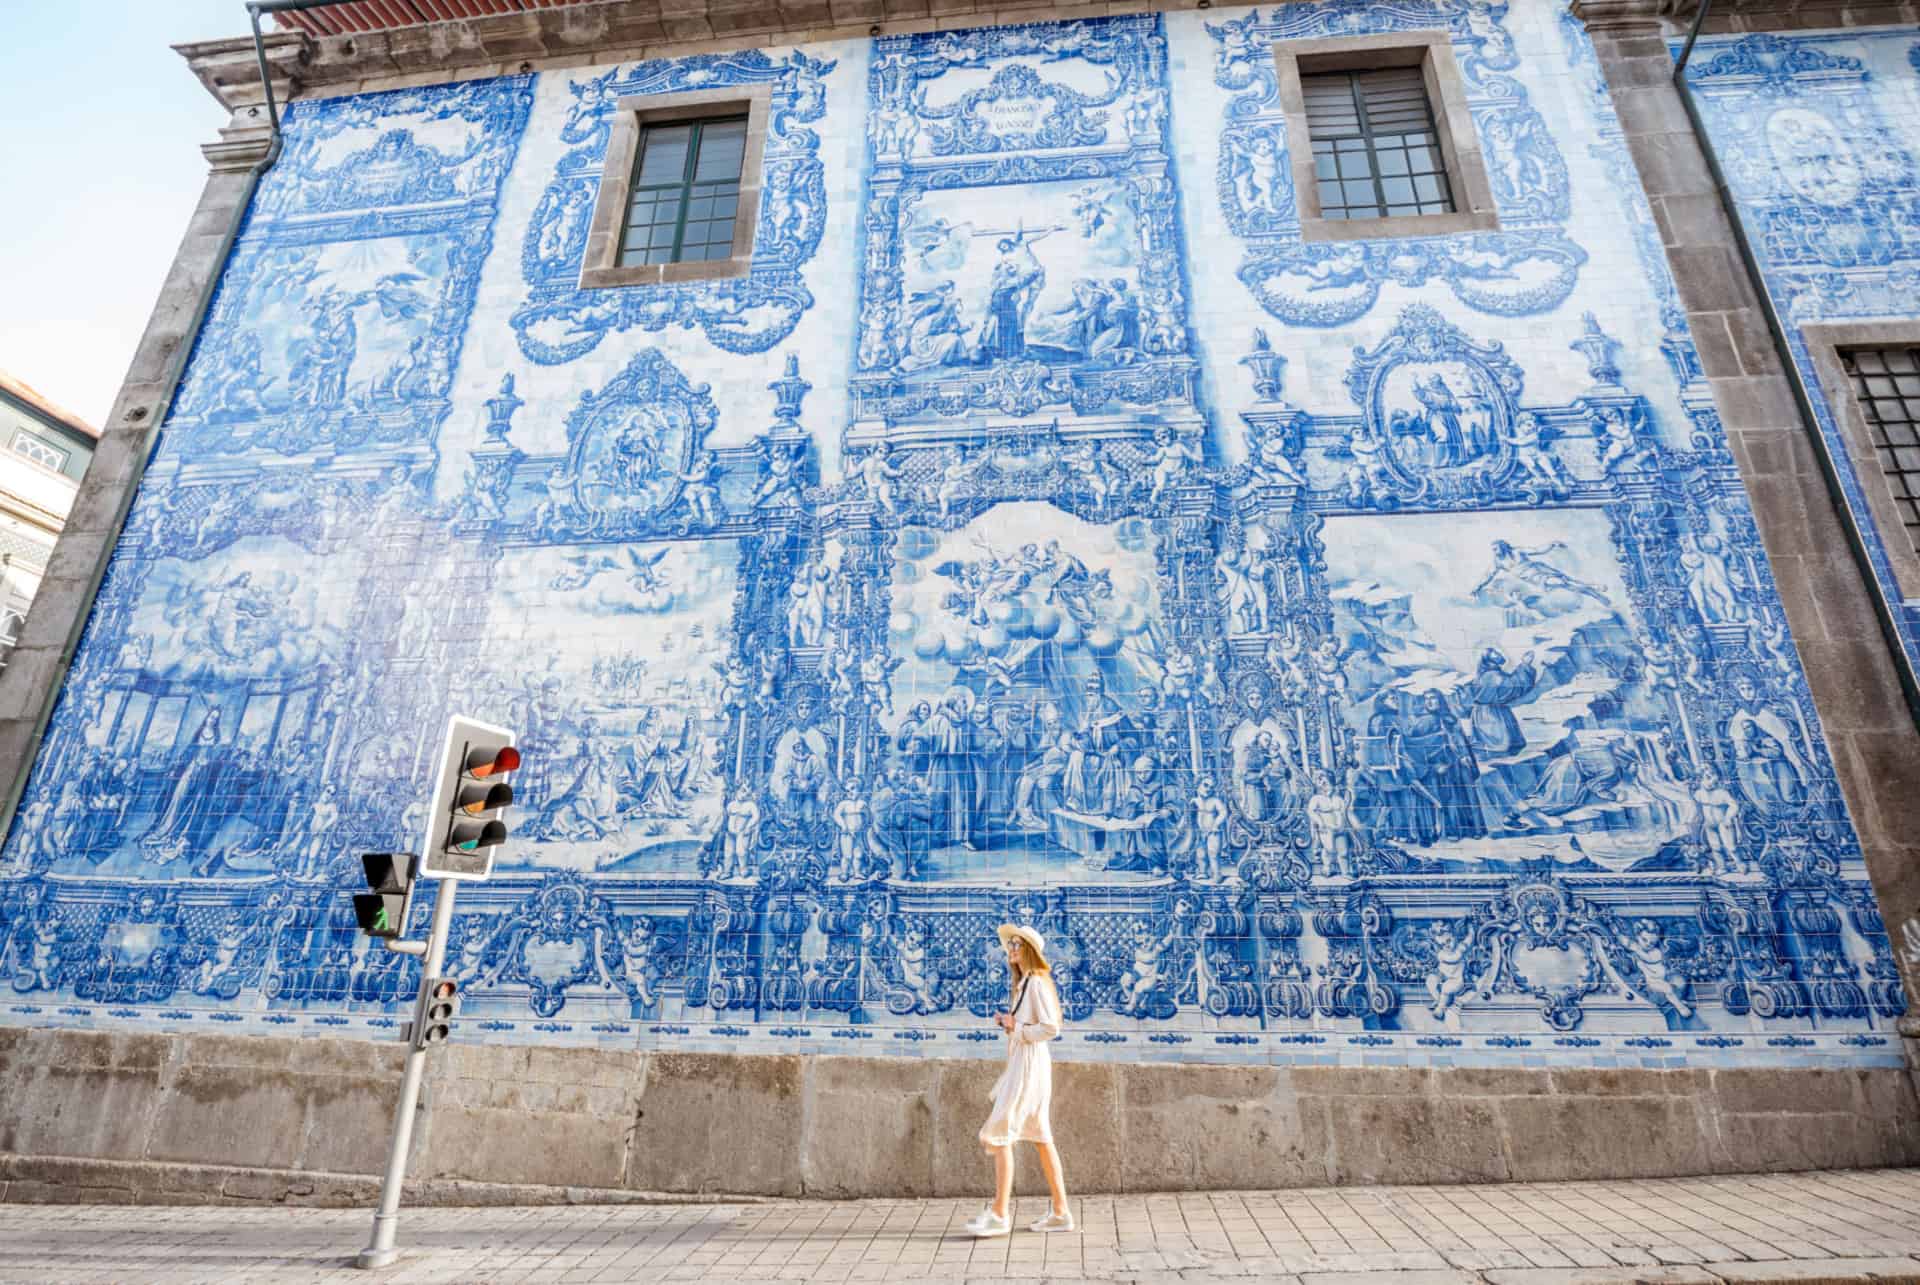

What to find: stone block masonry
left=1, top=1029, right=1917, bottom=1202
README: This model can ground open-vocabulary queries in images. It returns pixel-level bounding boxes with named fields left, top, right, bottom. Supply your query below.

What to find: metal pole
left=247, top=0, right=381, bottom=140
left=246, top=4, right=284, bottom=143
left=356, top=876, right=459, bottom=1271
left=1672, top=0, right=1712, bottom=78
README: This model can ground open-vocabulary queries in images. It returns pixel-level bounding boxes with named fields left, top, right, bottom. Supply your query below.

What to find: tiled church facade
left=1687, top=26, right=1920, bottom=696
left=1, top=0, right=1915, bottom=1104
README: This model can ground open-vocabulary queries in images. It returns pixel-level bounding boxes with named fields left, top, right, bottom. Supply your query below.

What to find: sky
left=1, top=1, right=252, bottom=429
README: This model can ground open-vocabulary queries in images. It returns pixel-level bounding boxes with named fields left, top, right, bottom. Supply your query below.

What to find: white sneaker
left=1027, top=1210, right=1076, bottom=1234
left=964, top=1209, right=1011, bottom=1238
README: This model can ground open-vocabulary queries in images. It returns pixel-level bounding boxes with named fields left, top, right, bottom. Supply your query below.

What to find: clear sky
left=1, top=1, right=254, bottom=429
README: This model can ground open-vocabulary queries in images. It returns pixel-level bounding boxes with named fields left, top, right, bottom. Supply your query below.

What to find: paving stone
left=1703, top=1259, right=1920, bottom=1283
left=1296, top=1273, right=1477, bottom=1285
left=1481, top=1271, right=1718, bottom=1285
left=0, top=1168, right=1918, bottom=1281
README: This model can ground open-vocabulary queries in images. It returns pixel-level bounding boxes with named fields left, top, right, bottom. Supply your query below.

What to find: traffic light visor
left=465, top=746, right=521, bottom=779
left=360, top=852, right=413, bottom=895
left=447, top=818, right=508, bottom=852
left=455, top=782, right=513, bottom=815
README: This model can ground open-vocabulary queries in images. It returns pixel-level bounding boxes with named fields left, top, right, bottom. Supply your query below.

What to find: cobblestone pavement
left=4, top=1169, right=1920, bottom=1284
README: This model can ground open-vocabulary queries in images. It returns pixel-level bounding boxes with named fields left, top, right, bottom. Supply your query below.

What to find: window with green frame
left=620, top=115, right=750, bottom=267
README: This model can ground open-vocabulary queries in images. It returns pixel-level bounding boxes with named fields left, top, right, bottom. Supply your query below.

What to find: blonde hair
left=1005, top=934, right=1051, bottom=1007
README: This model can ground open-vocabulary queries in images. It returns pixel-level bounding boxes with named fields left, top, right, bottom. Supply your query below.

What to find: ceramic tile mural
left=0, top=2, right=1903, bottom=1068
left=1683, top=27, right=1920, bottom=697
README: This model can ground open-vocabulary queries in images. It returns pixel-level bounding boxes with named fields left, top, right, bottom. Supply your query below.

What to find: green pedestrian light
left=353, top=852, right=416, bottom=940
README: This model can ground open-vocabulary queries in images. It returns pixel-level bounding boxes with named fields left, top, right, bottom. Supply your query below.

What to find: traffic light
left=354, top=853, right=416, bottom=939
left=412, top=976, right=459, bottom=1049
left=418, top=716, right=521, bottom=881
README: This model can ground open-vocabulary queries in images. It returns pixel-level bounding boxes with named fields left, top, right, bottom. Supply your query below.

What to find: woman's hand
left=995, top=1011, right=1015, bottom=1033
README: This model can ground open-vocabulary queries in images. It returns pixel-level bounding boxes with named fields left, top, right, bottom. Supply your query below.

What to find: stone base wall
left=3, top=1028, right=1917, bottom=1205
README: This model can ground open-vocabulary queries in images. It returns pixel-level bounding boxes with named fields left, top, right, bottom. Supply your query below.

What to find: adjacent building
left=0, top=374, right=95, bottom=660
left=0, top=0, right=1916, bottom=1198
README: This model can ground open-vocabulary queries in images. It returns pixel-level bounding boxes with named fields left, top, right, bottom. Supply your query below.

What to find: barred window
left=619, top=115, right=749, bottom=267
left=1301, top=67, right=1454, bottom=221
left=1841, top=346, right=1920, bottom=552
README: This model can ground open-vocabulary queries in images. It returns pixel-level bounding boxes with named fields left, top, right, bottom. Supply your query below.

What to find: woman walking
left=966, top=924, right=1075, bottom=1237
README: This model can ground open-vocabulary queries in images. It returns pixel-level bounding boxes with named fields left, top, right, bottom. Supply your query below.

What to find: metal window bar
left=1302, top=67, right=1454, bottom=221
left=1842, top=346, right=1920, bottom=553
left=619, top=116, right=748, bottom=267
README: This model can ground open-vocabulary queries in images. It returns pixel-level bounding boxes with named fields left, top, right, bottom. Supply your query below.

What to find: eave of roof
left=272, top=0, right=613, bottom=37
left=173, top=1, right=1812, bottom=124
left=0, top=372, right=99, bottom=443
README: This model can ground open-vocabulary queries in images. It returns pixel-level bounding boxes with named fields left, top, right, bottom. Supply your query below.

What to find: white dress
left=979, top=972, right=1063, bottom=1147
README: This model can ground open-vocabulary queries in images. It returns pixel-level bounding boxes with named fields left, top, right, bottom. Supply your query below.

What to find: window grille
left=1842, top=346, right=1920, bottom=553
left=619, top=115, right=749, bottom=267
left=1302, top=67, right=1454, bottom=220
left=10, top=432, right=67, bottom=472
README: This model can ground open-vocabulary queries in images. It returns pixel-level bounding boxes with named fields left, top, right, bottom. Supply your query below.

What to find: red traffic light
left=465, top=745, right=521, bottom=779
left=430, top=979, right=457, bottom=1002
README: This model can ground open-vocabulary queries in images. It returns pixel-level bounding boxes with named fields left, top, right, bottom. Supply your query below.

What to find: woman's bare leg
left=1033, top=1141, right=1069, bottom=1216
left=986, top=1143, right=1014, bottom=1219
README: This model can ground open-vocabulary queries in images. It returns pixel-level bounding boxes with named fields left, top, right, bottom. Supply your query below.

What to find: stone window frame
left=1272, top=30, right=1499, bottom=244
left=1803, top=321, right=1920, bottom=600
left=579, top=86, right=772, bottom=290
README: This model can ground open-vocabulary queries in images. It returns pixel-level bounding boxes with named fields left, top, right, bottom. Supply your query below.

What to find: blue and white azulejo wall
left=1685, top=28, right=1920, bottom=717
left=0, top=0, right=1903, bottom=1070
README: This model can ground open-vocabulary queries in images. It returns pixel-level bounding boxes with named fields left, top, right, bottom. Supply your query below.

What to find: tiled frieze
left=0, top=5, right=1902, bottom=1071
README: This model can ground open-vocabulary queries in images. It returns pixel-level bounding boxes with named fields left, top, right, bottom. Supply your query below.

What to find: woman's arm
left=1014, top=975, right=1063, bottom=1044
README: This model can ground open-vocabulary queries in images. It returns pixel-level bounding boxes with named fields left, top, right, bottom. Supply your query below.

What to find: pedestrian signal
left=417, top=716, right=520, bottom=881
left=413, top=976, right=459, bottom=1050
left=353, top=853, right=416, bottom=939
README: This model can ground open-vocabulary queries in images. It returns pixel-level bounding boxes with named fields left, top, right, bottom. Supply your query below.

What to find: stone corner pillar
left=1573, top=0, right=1920, bottom=1036
left=0, top=92, right=285, bottom=837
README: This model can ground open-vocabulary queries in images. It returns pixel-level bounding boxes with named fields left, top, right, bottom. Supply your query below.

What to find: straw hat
left=996, top=923, right=1049, bottom=969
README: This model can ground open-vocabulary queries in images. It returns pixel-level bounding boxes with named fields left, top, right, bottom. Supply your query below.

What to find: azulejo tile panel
left=1684, top=28, right=1920, bottom=699
left=512, top=48, right=836, bottom=362
left=0, top=6, right=1902, bottom=1069
left=1205, top=0, right=1582, bottom=327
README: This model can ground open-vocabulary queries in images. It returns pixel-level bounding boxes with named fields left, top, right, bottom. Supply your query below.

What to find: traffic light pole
left=355, top=875, right=460, bottom=1272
